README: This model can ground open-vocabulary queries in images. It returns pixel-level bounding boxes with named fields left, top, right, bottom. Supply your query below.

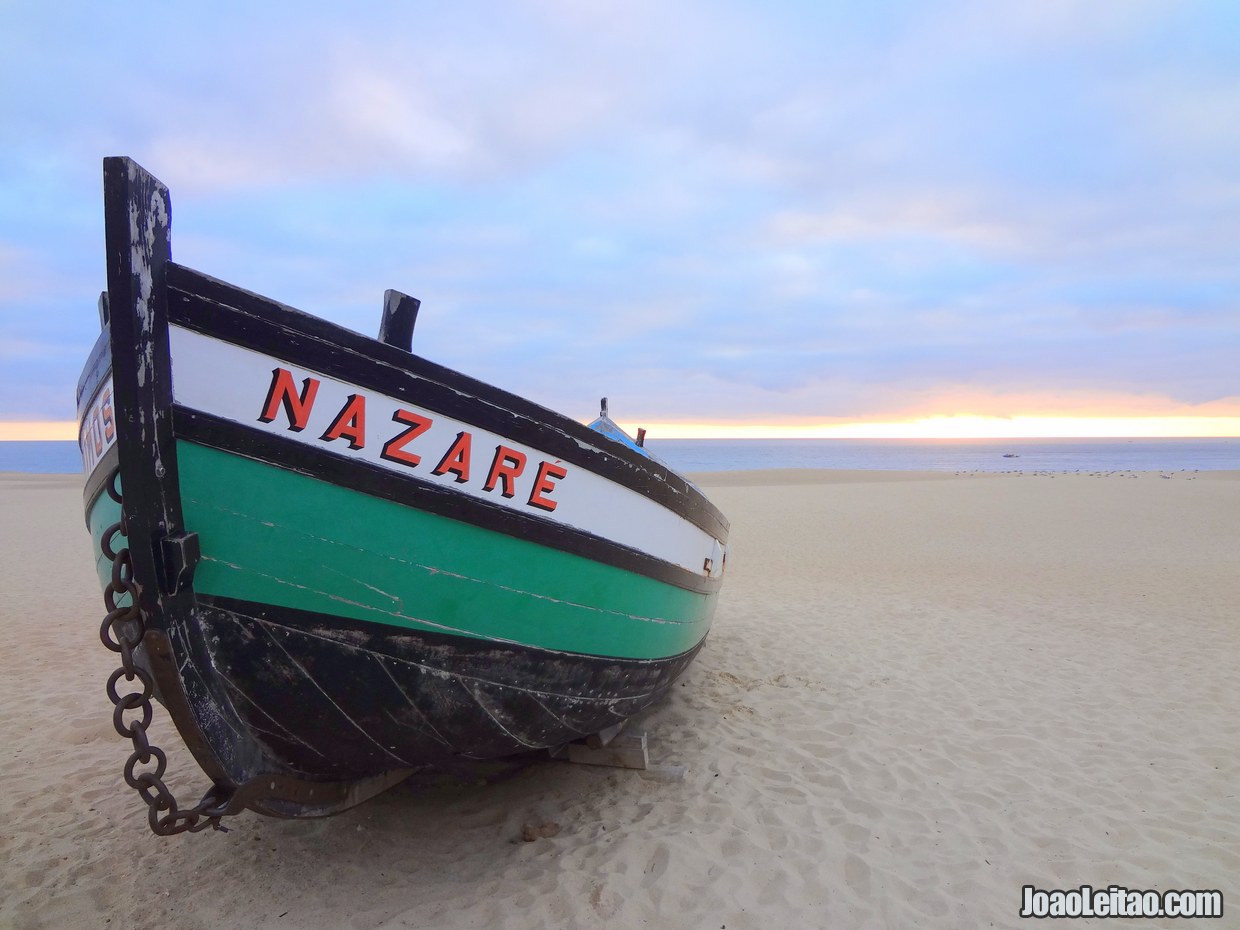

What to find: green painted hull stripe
left=166, top=442, right=713, bottom=659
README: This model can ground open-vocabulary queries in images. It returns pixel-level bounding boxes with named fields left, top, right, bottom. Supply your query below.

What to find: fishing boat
left=78, top=157, right=728, bottom=833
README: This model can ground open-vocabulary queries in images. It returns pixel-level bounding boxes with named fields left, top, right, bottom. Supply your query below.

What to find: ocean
left=4, top=437, right=1238, bottom=476
left=645, top=437, right=1240, bottom=474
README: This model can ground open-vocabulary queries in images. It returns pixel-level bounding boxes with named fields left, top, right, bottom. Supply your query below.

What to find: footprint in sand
left=642, top=843, right=671, bottom=887
left=844, top=852, right=872, bottom=897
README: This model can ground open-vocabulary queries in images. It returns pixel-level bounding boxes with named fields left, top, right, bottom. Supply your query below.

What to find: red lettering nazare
left=432, top=431, right=472, bottom=483
left=320, top=394, right=367, bottom=449
left=258, top=367, right=320, bottom=431
left=527, top=461, right=567, bottom=511
left=102, top=388, right=114, bottom=441
left=380, top=409, right=433, bottom=467
left=483, top=445, right=527, bottom=498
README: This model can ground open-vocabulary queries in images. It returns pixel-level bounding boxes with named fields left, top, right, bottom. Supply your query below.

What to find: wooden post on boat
left=379, top=289, right=421, bottom=352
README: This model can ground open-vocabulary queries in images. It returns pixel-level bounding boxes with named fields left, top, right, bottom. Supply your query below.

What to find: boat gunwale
left=165, top=261, right=730, bottom=543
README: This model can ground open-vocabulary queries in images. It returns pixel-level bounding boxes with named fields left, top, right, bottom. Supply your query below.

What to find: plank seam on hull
left=256, top=620, right=418, bottom=769
left=457, top=681, right=544, bottom=750
left=214, top=674, right=332, bottom=762
left=211, top=657, right=333, bottom=760
left=256, top=616, right=683, bottom=704
left=186, top=495, right=696, bottom=627
left=197, top=557, right=635, bottom=650
left=374, top=661, right=454, bottom=749
left=526, top=693, right=580, bottom=734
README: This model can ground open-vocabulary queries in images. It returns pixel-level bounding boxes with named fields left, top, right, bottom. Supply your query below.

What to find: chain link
left=97, top=469, right=235, bottom=835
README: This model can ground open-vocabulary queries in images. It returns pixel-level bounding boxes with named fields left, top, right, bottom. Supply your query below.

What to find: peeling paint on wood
left=80, top=156, right=729, bottom=821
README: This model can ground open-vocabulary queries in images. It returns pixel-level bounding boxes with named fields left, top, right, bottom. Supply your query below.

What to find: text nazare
left=258, top=367, right=568, bottom=511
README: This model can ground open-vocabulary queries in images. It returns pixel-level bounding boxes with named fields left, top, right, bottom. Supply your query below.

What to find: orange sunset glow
left=0, top=421, right=80, bottom=442
left=630, top=416, right=1240, bottom=441
left=631, top=392, right=1240, bottom=440
left=6, top=410, right=1240, bottom=445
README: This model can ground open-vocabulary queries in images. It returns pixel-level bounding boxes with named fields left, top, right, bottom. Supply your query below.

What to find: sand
left=2, top=469, right=1238, bottom=929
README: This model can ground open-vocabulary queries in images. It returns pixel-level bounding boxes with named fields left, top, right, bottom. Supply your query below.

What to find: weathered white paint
left=168, top=326, right=725, bottom=578
left=79, top=375, right=118, bottom=479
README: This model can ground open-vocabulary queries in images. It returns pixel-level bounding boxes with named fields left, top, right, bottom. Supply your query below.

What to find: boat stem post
left=379, top=289, right=421, bottom=352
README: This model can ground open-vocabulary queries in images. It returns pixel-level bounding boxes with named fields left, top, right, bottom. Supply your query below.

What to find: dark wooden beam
left=102, top=156, right=184, bottom=597
left=379, top=289, right=420, bottom=352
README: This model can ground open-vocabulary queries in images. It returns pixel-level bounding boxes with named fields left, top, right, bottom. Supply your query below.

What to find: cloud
left=767, top=195, right=1023, bottom=255
left=124, top=2, right=750, bottom=192
left=1, top=1, right=1238, bottom=430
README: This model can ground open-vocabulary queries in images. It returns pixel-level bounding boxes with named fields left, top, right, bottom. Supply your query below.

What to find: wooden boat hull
left=78, top=157, right=728, bottom=820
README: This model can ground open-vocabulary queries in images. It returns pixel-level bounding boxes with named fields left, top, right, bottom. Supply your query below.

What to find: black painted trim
left=173, top=407, right=722, bottom=596
left=76, top=327, right=111, bottom=409
left=200, top=593, right=707, bottom=666
left=164, top=262, right=729, bottom=544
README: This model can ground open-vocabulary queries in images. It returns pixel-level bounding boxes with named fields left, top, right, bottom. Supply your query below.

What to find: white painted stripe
left=168, top=326, right=724, bottom=577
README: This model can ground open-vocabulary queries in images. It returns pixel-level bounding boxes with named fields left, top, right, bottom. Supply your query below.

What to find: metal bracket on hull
left=160, top=532, right=200, bottom=595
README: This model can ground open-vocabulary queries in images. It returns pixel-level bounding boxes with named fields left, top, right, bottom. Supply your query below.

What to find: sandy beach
left=3, top=468, right=1238, bottom=929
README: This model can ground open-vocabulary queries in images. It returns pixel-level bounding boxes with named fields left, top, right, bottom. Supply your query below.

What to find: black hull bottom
left=162, top=596, right=701, bottom=811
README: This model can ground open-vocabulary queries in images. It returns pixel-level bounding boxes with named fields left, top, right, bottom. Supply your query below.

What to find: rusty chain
left=97, top=469, right=234, bottom=835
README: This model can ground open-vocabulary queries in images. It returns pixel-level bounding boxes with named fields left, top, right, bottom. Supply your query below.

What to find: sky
left=2, top=0, right=1238, bottom=439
